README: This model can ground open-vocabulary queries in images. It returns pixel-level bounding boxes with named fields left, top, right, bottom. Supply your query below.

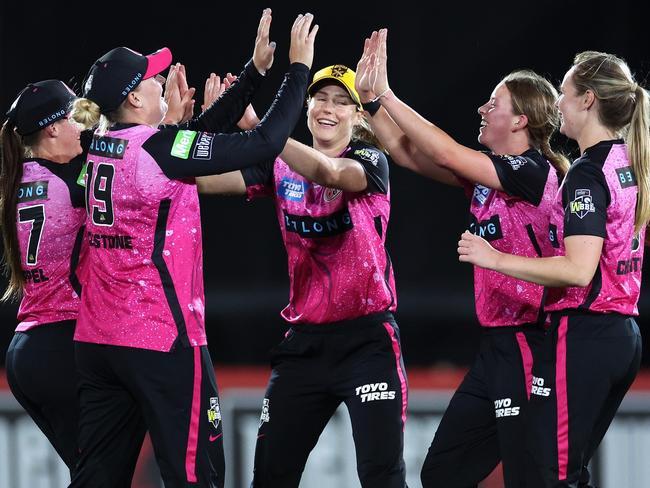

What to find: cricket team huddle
left=1, top=9, right=648, bottom=488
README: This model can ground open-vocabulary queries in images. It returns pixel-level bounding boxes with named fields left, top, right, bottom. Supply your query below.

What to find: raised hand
left=373, top=28, right=391, bottom=97
left=355, top=31, right=380, bottom=103
left=253, top=8, right=275, bottom=75
left=289, top=13, right=319, bottom=69
left=201, top=73, right=223, bottom=112
left=163, top=63, right=196, bottom=124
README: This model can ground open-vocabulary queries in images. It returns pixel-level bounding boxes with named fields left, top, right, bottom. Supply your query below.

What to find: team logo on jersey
left=207, top=397, right=222, bottom=429
left=259, top=398, right=270, bottom=427
left=569, top=189, right=595, bottom=219
left=494, top=398, right=520, bottom=417
left=278, top=177, right=308, bottom=201
left=192, top=132, right=214, bottom=160
left=171, top=130, right=197, bottom=159
left=472, top=184, right=491, bottom=206
left=353, top=148, right=380, bottom=166
left=502, top=155, right=528, bottom=171
left=616, top=166, right=637, bottom=189
left=17, top=181, right=48, bottom=203
left=469, top=214, right=503, bottom=241
left=89, top=135, right=127, bottom=159
left=323, top=187, right=342, bottom=202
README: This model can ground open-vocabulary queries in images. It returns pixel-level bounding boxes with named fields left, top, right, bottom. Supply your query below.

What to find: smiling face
left=477, top=82, right=520, bottom=152
left=307, top=83, right=360, bottom=148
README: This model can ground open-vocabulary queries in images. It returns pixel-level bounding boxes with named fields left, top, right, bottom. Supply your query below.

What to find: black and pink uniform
left=70, top=62, right=310, bottom=488
left=526, top=140, right=643, bottom=488
left=243, top=142, right=408, bottom=488
left=5, top=157, right=86, bottom=470
left=421, top=149, right=560, bottom=488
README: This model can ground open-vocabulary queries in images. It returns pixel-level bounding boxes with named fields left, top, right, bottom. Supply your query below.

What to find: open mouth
left=317, top=118, right=337, bottom=128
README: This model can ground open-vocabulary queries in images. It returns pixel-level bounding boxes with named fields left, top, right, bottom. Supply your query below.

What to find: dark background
left=1, top=0, right=649, bottom=369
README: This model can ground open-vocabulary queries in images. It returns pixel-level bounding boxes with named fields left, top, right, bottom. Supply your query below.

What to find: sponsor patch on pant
left=494, top=398, right=520, bottom=417
left=355, top=382, right=396, bottom=403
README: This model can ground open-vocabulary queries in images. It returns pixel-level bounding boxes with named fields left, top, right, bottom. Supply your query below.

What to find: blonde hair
left=503, top=69, right=570, bottom=175
left=352, top=115, right=386, bottom=152
left=70, top=97, right=114, bottom=135
left=571, top=51, right=650, bottom=232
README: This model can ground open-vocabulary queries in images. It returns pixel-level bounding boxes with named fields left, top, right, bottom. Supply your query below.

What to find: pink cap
left=144, top=47, right=172, bottom=79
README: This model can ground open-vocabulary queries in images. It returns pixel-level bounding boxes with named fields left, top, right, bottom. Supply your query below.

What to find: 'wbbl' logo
left=569, top=189, right=595, bottom=219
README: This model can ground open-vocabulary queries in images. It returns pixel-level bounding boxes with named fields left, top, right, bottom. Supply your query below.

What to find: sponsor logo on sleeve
left=17, top=181, right=48, bottom=203
left=278, top=177, right=308, bottom=201
left=170, top=130, right=197, bottom=159
left=89, top=135, right=128, bottom=159
left=569, top=189, right=595, bottom=219
left=502, top=155, right=528, bottom=171
left=353, top=148, right=380, bottom=166
left=616, top=166, right=637, bottom=189
left=192, top=132, right=214, bottom=160
left=472, top=184, right=491, bottom=206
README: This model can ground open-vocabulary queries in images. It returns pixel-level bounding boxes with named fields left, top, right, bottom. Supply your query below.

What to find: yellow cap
left=307, top=65, right=361, bottom=109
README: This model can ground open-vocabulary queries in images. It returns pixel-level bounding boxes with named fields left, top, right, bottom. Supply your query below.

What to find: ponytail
left=628, top=85, right=650, bottom=233
left=0, top=120, right=30, bottom=301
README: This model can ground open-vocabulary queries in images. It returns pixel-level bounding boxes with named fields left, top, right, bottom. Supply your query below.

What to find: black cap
left=82, top=46, right=172, bottom=114
left=6, top=80, right=76, bottom=136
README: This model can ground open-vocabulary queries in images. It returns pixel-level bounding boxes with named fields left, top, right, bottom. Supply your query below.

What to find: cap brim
left=144, top=47, right=172, bottom=79
left=308, top=77, right=361, bottom=108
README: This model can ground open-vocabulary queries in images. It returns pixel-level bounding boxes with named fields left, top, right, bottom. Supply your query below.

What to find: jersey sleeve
left=174, top=60, right=264, bottom=134
left=242, top=160, right=275, bottom=199
left=488, top=153, right=549, bottom=205
left=562, top=162, right=609, bottom=238
left=141, top=63, right=310, bottom=180
left=347, top=143, right=389, bottom=194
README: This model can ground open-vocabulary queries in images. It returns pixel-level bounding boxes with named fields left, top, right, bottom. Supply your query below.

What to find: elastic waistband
left=290, top=312, right=395, bottom=333
left=481, top=323, right=545, bottom=335
left=550, top=309, right=633, bottom=320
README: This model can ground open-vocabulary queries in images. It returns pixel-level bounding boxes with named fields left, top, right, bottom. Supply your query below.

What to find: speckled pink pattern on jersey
left=74, top=125, right=206, bottom=351
left=470, top=166, right=559, bottom=326
left=247, top=155, right=396, bottom=324
left=16, top=160, right=86, bottom=331
left=545, top=143, right=644, bottom=314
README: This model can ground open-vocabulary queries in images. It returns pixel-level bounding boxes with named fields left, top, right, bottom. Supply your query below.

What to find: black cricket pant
left=5, top=320, right=80, bottom=471
left=251, top=312, right=408, bottom=488
left=420, top=325, right=544, bottom=488
left=70, top=343, right=225, bottom=488
left=525, top=312, right=641, bottom=488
